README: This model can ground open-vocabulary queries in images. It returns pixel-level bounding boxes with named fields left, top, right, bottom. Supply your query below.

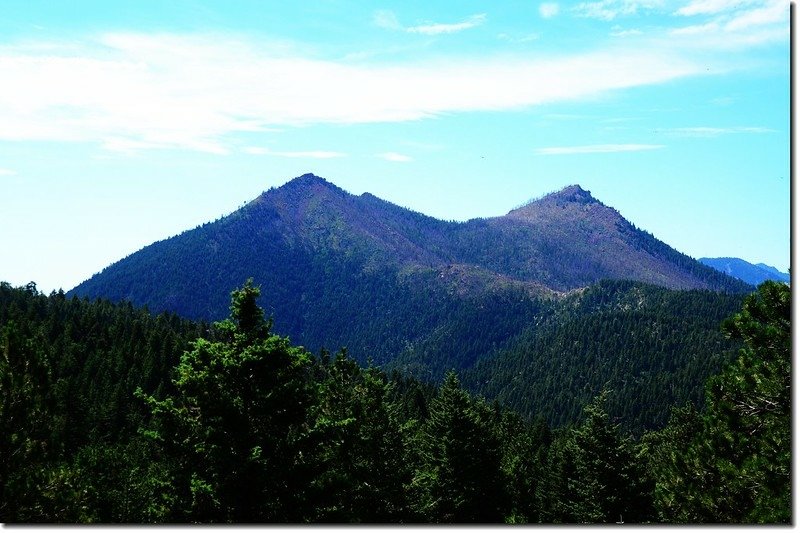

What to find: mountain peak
left=507, top=184, right=599, bottom=218
left=283, top=173, right=331, bottom=189
left=264, top=173, right=348, bottom=199
left=542, top=184, right=597, bottom=205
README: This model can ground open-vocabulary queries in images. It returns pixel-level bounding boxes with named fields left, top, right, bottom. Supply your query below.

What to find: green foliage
left=464, top=280, right=744, bottom=432
left=0, top=317, right=55, bottom=521
left=496, top=412, right=551, bottom=523
left=646, top=282, right=791, bottom=523
left=641, top=403, right=708, bottom=522
left=0, top=281, right=200, bottom=522
left=0, top=279, right=788, bottom=524
left=309, top=352, right=413, bottom=522
left=139, top=282, right=315, bottom=522
left=411, top=372, right=506, bottom=523
left=63, top=438, right=176, bottom=522
left=540, top=392, right=652, bottom=523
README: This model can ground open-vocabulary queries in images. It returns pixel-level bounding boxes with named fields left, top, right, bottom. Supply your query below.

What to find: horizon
left=0, top=0, right=790, bottom=293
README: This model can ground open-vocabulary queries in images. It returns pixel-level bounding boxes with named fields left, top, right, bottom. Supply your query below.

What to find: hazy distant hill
left=699, top=257, right=789, bottom=286
left=69, top=174, right=749, bottom=366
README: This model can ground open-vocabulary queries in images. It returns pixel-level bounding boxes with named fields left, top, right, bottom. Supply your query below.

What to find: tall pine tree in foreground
left=139, top=280, right=316, bottom=522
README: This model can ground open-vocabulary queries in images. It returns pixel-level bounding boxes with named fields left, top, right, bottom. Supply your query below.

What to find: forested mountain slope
left=460, top=280, right=745, bottom=432
left=69, top=174, right=750, bottom=368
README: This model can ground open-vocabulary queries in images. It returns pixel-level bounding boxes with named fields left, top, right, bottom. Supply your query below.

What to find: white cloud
left=611, top=28, right=644, bottom=37
left=373, top=10, right=402, bottom=31
left=498, top=32, right=540, bottom=43
left=377, top=152, right=413, bottom=162
left=663, top=126, right=775, bottom=137
left=573, top=0, right=664, bottom=21
left=243, top=147, right=345, bottom=158
left=539, top=3, right=560, bottom=19
left=671, top=0, right=787, bottom=45
left=0, top=168, right=16, bottom=176
left=374, top=11, right=486, bottom=35
left=676, top=0, right=759, bottom=17
left=670, top=21, right=720, bottom=35
left=0, top=32, right=725, bottom=153
left=406, top=14, right=486, bottom=35
left=724, top=0, right=786, bottom=31
left=535, top=143, right=664, bottom=155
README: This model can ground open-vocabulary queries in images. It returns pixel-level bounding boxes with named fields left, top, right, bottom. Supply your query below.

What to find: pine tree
left=0, top=319, right=56, bottom=522
left=139, top=281, right=315, bottom=522
left=411, top=372, right=506, bottom=522
left=646, top=282, right=791, bottom=523
left=541, top=391, right=652, bottom=523
left=310, top=353, right=412, bottom=522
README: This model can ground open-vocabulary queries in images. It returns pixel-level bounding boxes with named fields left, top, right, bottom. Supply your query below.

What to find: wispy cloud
left=661, top=126, right=775, bottom=137
left=610, top=27, right=644, bottom=37
left=724, top=0, right=785, bottom=31
left=535, top=143, right=664, bottom=155
left=675, top=0, right=760, bottom=17
left=374, top=11, right=486, bottom=35
left=601, top=116, right=642, bottom=123
left=407, top=14, right=486, bottom=35
left=670, top=21, right=719, bottom=35
left=543, top=113, right=592, bottom=120
left=497, top=32, right=540, bottom=43
left=0, top=31, right=745, bottom=154
left=670, top=0, right=787, bottom=46
left=573, top=0, right=664, bottom=21
left=539, top=3, right=560, bottom=19
left=373, top=10, right=402, bottom=31
left=243, top=147, right=346, bottom=158
left=377, top=152, right=413, bottom=162
left=375, top=152, right=414, bottom=163
left=0, top=167, right=16, bottom=176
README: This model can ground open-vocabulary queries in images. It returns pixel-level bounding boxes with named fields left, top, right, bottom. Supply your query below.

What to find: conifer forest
left=0, top=279, right=789, bottom=523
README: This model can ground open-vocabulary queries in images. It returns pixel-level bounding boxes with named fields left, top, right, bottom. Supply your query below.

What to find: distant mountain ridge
left=699, top=257, right=789, bottom=286
left=69, top=174, right=750, bottom=368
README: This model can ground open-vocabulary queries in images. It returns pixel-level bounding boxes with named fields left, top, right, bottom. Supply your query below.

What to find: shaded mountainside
left=699, top=257, right=790, bottom=286
left=69, top=173, right=750, bottom=375
left=460, top=280, right=745, bottom=433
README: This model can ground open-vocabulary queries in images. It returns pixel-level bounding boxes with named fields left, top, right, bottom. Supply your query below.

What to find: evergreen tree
left=711, top=281, right=790, bottom=522
left=0, top=319, right=55, bottom=521
left=497, top=412, right=551, bottom=523
left=139, top=281, right=315, bottom=522
left=310, top=352, right=412, bottom=522
left=541, top=391, right=652, bottom=523
left=411, top=372, right=506, bottom=522
left=647, top=281, right=790, bottom=523
left=642, top=403, right=708, bottom=522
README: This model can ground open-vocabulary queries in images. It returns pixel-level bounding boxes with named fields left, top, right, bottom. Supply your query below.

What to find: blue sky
left=0, top=0, right=790, bottom=292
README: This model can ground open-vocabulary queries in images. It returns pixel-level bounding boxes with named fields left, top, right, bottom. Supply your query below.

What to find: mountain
left=699, top=257, right=789, bottom=286
left=69, top=174, right=749, bottom=365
